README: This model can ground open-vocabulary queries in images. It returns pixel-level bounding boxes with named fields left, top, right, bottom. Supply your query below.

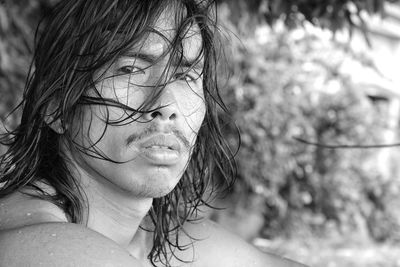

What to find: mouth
left=140, top=134, right=181, bottom=151
left=146, top=145, right=173, bottom=150
left=137, top=134, right=183, bottom=165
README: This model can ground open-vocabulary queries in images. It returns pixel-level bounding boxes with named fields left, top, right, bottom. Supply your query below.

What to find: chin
left=133, top=169, right=184, bottom=198
left=137, top=183, right=178, bottom=199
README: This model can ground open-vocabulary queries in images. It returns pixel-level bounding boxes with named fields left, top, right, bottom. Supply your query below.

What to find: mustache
left=126, top=124, right=191, bottom=149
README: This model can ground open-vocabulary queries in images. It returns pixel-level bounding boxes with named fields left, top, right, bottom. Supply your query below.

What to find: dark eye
left=119, top=66, right=146, bottom=75
left=175, top=72, right=197, bottom=82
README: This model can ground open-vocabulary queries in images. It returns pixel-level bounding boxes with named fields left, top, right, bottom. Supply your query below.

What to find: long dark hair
left=0, top=0, right=237, bottom=265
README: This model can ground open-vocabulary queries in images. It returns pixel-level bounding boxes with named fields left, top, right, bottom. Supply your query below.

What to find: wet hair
left=0, top=0, right=236, bottom=266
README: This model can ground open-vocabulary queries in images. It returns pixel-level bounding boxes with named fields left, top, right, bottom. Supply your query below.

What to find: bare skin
left=0, top=189, right=307, bottom=267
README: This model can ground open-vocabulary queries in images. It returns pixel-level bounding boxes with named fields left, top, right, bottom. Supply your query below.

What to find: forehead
left=133, top=11, right=203, bottom=61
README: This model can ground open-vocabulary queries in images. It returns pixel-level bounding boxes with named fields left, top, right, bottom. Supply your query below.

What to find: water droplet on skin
left=49, top=252, right=54, bottom=256
left=51, top=233, right=57, bottom=237
left=110, top=250, right=115, bottom=254
left=26, top=213, right=32, bottom=216
left=17, top=230, right=22, bottom=234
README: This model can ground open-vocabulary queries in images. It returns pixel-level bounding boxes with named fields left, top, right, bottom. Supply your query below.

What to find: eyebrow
left=121, top=51, right=204, bottom=70
left=122, top=51, right=159, bottom=63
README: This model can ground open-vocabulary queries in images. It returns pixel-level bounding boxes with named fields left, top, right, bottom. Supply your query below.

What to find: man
left=0, top=0, right=307, bottom=266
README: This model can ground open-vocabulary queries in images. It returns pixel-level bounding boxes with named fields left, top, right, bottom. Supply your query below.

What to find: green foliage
left=220, top=27, right=394, bottom=239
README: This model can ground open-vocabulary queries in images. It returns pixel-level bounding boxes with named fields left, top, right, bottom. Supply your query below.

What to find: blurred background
left=1, top=0, right=400, bottom=266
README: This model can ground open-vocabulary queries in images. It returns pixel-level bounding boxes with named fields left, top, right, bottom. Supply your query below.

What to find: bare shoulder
left=0, top=189, right=142, bottom=266
left=181, top=219, right=308, bottom=267
left=0, top=222, right=143, bottom=267
left=0, top=184, right=68, bottom=230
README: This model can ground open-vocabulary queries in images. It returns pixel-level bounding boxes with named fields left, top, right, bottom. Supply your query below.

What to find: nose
left=149, top=105, right=177, bottom=121
left=145, top=86, right=179, bottom=122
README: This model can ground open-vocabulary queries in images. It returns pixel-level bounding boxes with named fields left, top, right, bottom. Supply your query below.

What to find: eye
left=118, top=65, right=146, bottom=75
left=175, top=72, right=199, bottom=83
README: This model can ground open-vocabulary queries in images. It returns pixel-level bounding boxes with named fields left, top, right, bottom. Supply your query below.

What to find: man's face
left=69, top=12, right=206, bottom=198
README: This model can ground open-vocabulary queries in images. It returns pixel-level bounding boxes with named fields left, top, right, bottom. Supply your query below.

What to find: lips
left=137, top=134, right=183, bottom=165
left=139, top=134, right=181, bottom=151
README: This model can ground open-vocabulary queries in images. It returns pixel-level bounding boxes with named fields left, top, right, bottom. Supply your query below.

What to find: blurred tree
left=0, top=0, right=56, bottom=155
left=217, top=28, right=388, bottom=240
left=214, top=1, right=400, bottom=243
left=217, top=0, right=398, bottom=37
left=0, top=0, right=55, bottom=128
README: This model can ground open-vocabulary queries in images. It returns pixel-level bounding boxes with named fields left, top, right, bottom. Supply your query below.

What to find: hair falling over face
left=0, top=0, right=238, bottom=266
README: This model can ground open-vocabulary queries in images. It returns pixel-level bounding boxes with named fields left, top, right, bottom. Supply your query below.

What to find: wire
left=293, top=136, right=400, bottom=149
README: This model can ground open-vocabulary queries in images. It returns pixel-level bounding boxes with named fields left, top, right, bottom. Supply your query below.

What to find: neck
left=82, top=178, right=153, bottom=248
left=65, top=155, right=153, bottom=249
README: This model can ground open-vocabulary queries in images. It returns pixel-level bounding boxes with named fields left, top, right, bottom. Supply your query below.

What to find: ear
left=43, top=103, right=66, bottom=135
left=45, top=116, right=65, bottom=134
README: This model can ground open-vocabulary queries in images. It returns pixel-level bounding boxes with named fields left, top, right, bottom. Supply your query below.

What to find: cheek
left=179, top=93, right=206, bottom=143
left=95, top=78, right=149, bottom=118
left=185, top=101, right=205, bottom=131
left=71, top=104, right=125, bottom=149
left=71, top=107, right=108, bottom=148
left=178, top=84, right=205, bottom=118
